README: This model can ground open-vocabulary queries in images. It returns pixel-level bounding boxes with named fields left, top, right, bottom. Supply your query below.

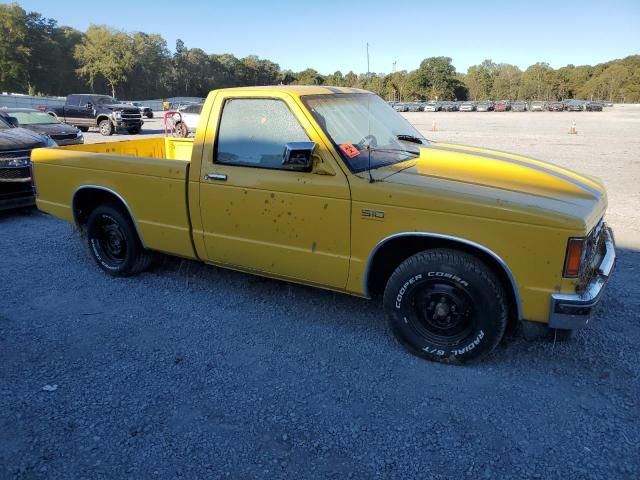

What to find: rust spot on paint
left=311, top=241, right=317, bottom=253
left=270, top=193, right=275, bottom=199
left=323, top=203, right=328, bottom=209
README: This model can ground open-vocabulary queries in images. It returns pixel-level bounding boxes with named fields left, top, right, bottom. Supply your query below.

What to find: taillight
left=563, top=237, right=585, bottom=277
left=29, top=162, right=37, bottom=196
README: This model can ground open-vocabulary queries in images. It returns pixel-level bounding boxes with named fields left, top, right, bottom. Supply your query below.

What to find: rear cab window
left=66, top=95, right=80, bottom=107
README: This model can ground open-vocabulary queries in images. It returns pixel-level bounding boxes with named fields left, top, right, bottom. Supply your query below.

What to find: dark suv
left=0, top=116, right=56, bottom=211
left=47, top=94, right=143, bottom=136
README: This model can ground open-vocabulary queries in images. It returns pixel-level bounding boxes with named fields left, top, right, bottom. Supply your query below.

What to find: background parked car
left=127, top=102, right=154, bottom=119
left=511, top=101, right=528, bottom=112
left=494, top=101, right=511, bottom=112
left=423, top=102, right=440, bottom=112
left=547, top=101, right=565, bottom=112
left=476, top=101, right=495, bottom=112
left=585, top=101, right=603, bottom=111
left=393, top=103, right=409, bottom=112
left=0, top=115, right=56, bottom=211
left=0, top=108, right=83, bottom=146
left=406, top=102, right=423, bottom=112
left=459, top=101, right=476, bottom=112
left=440, top=101, right=458, bottom=112
left=566, top=100, right=585, bottom=112
left=169, top=103, right=203, bottom=137
left=530, top=101, right=546, bottom=112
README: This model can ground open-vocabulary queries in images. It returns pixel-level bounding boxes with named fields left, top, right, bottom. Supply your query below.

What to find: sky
left=16, top=0, right=640, bottom=74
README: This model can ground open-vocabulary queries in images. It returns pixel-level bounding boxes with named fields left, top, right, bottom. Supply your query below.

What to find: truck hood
left=20, top=123, right=80, bottom=136
left=0, top=127, right=48, bottom=150
left=373, top=142, right=607, bottom=232
left=101, top=104, right=140, bottom=113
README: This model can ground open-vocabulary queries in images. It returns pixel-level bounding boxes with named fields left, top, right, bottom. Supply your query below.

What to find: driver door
left=198, top=93, right=351, bottom=289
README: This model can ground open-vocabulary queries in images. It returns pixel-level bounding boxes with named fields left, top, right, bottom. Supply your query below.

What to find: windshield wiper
left=358, top=146, right=420, bottom=183
left=396, top=134, right=425, bottom=145
left=366, top=146, right=420, bottom=156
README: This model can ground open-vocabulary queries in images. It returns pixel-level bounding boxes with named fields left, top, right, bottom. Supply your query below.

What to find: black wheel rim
left=94, top=215, right=126, bottom=265
left=411, top=281, right=475, bottom=347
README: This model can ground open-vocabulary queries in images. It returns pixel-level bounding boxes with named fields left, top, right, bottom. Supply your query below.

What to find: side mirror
left=282, top=142, right=316, bottom=171
left=6, top=116, right=19, bottom=127
left=86, top=102, right=93, bottom=109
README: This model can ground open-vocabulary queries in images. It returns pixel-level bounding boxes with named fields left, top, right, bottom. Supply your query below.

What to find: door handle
left=205, top=173, right=227, bottom=181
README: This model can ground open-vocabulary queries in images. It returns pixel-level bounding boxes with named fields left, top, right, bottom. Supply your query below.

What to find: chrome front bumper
left=549, top=227, right=616, bottom=329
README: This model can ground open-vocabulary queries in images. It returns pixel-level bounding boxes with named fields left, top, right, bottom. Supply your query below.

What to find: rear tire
left=145, top=112, right=154, bottom=119
left=174, top=121, right=189, bottom=138
left=99, top=119, right=113, bottom=136
left=86, top=204, right=154, bottom=277
left=383, top=249, right=508, bottom=364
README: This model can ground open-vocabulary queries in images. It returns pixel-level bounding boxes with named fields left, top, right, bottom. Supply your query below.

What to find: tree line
left=1, top=3, right=639, bottom=102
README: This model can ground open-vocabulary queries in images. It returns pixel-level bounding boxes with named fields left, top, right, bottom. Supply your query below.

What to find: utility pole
left=392, top=61, right=396, bottom=73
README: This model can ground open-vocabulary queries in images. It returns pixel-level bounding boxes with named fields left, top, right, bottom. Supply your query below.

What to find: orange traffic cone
left=430, top=120, right=437, bottom=132
left=569, top=121, right=578, bottom=134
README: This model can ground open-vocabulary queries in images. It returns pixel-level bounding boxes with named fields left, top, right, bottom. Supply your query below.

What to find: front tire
left=86, top=204, right=154, bottom=277
left=99, top=119, right=114, bottom=136
left=383, top=249, right=508, bottom=364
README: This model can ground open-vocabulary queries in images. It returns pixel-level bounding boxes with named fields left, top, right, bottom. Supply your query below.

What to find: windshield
left=95, top=96, right=117, bottom=105
left=302, top=93, right=426, bottom=173
left=5, top=111, right=59, bottom=125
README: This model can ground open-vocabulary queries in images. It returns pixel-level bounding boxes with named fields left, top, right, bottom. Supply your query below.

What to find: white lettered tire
left=383, top=249, right=508, bottom=364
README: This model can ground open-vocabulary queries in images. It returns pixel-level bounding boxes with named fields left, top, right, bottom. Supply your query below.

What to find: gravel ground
left=1, top=108, right=639, bottom=479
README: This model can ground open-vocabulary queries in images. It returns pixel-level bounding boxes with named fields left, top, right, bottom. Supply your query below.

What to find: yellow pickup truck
left=32, top=86, right=615, bottom=363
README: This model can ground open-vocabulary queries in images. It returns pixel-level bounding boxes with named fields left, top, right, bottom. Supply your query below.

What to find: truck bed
left=54, top=137, right=194, bottom=161
left=31, top=137, right=197, bottom=259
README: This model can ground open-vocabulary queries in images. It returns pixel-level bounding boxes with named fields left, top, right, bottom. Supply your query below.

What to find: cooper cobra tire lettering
left=426, top=271, right=469, bottom=287
left=395, top=274, right=422, bottom=309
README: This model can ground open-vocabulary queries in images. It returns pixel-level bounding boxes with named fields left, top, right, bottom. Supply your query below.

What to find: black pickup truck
left=47, top=94, right=143, bottom=136
left=0, top=116, right=56, bottom=211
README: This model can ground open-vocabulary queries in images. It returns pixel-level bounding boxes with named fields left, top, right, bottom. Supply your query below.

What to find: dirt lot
left=1, top=108, right=639, bottom=479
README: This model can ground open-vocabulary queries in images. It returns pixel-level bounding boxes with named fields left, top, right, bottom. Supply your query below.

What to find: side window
left=215, top=98, right=309, bottom=169
left=66, top=95, right=80, bottom=107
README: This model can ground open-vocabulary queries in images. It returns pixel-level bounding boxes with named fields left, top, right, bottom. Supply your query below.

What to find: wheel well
left=73, top=188, right=131, bottom=231
left=366, top=235, right=520, bottom=327
left=96, top=115, right=111, bottom=124
left=47, top=112, right=57, bottom=119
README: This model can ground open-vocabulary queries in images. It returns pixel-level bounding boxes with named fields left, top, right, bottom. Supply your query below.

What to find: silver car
left=170, top=103, right=203, bottom=137
left=423, top=102, right=439, bottom=112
